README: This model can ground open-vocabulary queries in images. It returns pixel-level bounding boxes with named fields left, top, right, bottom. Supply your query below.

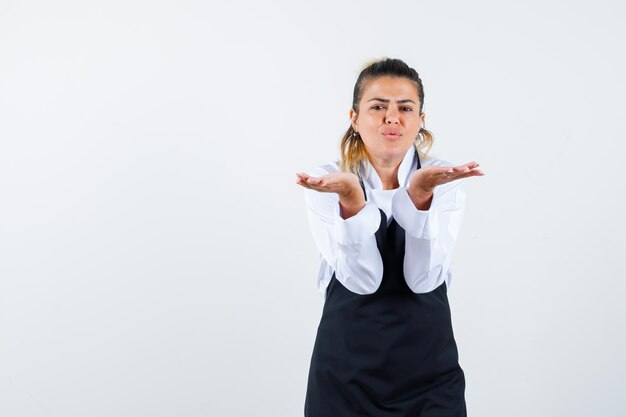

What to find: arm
left=301, top=167, right=384, bottom=295
left=392, top=179, right=466, bottom=293
left=394, top=159, right=481, bottom=293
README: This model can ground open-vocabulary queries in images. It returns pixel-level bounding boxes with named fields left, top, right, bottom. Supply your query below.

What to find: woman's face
left=350, top=76, right=425, bottom=163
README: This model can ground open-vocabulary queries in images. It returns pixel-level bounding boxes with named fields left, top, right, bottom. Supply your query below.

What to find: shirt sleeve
left=391, top=177, right=467, bottom=293
left=302, top=167, right=384, bottom=296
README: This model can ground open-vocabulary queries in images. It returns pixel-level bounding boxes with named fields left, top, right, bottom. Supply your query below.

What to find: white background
left=1, top=1, right=625, bottom=416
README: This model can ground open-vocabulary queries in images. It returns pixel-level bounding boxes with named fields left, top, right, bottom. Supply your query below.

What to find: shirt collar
left=361, top=145, right=417, bottom=190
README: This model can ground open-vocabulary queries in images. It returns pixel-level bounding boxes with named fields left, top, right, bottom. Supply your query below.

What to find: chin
left=383, top=141, right=411, bottom=151
left=366, top=140, right=411, bottom=159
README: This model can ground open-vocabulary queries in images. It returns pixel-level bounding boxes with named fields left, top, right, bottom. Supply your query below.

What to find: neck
left=370, top=155, right=403, bottom=190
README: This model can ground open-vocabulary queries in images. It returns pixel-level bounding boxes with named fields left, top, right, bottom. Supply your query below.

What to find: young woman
left=295, top=58, right=484, bottom=416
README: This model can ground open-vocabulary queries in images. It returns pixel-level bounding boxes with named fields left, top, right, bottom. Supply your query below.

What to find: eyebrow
left=367, top=97, right=417, bottom=105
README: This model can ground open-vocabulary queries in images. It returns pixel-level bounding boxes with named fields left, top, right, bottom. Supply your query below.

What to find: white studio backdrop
left=1, top=1, right=625, bottom=416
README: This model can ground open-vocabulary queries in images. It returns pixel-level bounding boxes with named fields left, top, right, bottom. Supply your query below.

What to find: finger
left=296, top=174, right=321, bottom=189
left=297, top=172, right=315, bottom=180
left=449, top=162, right=481, bottom=179
left=452, top=168, right=485, bottom=180
left=297, top=180, right=325, bottom=192
left=297, top=172, right=323, bottom=185
left=457, top=161, right=479, bottom=169
left=296, top=174, right=311, bottom=187
left=439, top=168, right=464, bottom=180
left=451, top=162, right=479, bottom=174
left=298, top=177, right=333, bottom=192
left=436, top=167, right=478, bottom=184
left=296, top=177, right=313, bottom=189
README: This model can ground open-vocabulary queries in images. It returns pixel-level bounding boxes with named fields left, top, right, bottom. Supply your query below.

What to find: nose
left=385, top=106, right=400, bottom=124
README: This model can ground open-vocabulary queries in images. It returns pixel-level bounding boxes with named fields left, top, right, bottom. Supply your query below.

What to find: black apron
left=304, top=150, right=467, bottom=416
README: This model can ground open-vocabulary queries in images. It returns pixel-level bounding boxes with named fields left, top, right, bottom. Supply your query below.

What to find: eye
left=371, top=105, right=413, bottom=111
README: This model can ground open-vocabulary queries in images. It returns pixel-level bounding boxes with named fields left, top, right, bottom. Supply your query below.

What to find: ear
left=349, top=108, right=358, bottom=131
left=419, top=112, right=426, bottom=129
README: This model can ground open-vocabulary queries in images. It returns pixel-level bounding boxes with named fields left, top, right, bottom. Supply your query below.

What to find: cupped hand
left=295, top=171, right=366, bottom=219
left=406, top=161, right=483, bottom=210
left=295, top=171, right=363, bottom=201
left=409, top=161, right=484, bottom=194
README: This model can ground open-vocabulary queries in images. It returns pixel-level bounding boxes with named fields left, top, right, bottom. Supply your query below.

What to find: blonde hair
left=338, top=57, right=434, bottom=176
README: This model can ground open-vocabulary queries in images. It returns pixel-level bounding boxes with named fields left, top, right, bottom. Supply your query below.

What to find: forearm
left=394, top=181, right=467, bottom=293
left=305, top=193, right=384, bottom=294
left=339, top=187, right=366, bottom=219
left=407, top=187, right=433, bottom=211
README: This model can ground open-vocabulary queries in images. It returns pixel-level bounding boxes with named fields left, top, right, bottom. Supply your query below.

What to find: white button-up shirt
left=302, top=145, right=467, bottom=301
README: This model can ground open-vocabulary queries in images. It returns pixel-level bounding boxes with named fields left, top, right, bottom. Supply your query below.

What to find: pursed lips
left=382, top=131, right=401, bottom=138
